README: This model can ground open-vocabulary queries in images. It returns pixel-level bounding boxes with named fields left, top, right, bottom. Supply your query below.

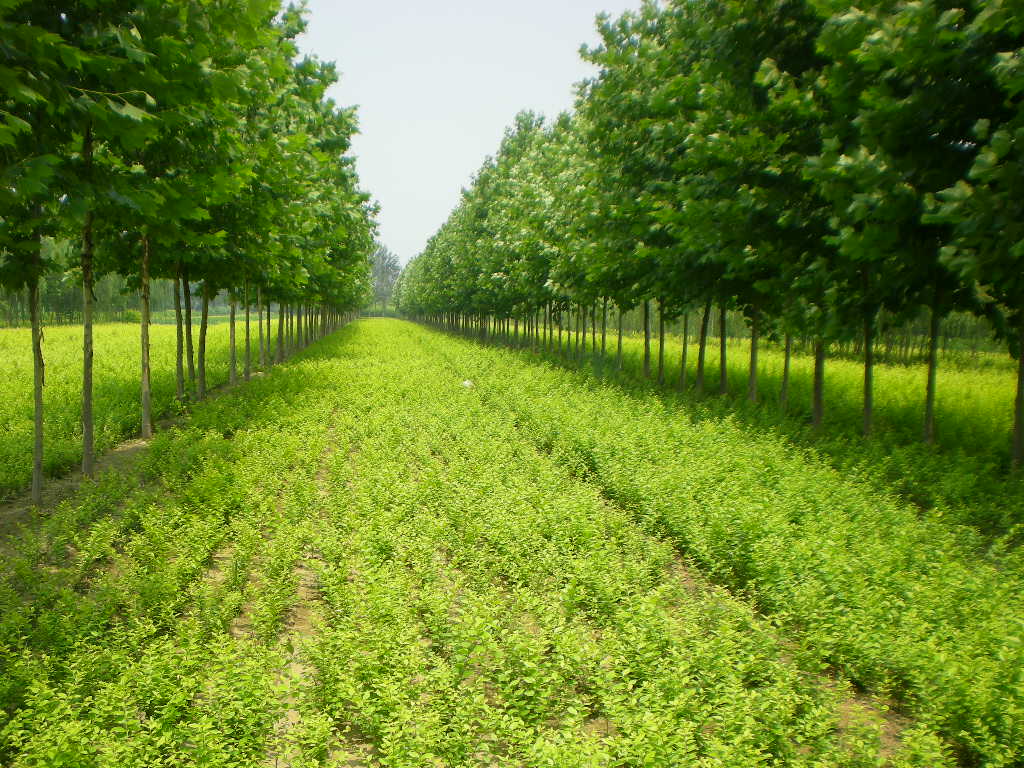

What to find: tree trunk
left=781, top=333, right=792, bottom=411
left=183, top=268, right=195, bottom=390
left=601, top=297, right=608, bottom=362
left=244, top=280, right=251, bottom=380
left=257, top=285, right=264, bottom=369
left=173, top=272, right=184, bottom=401
left=198, top=284, right=209, bottom=399
left=679, top=313, right=689, bottom=390
left=581, top=304, right=588, bottom=355
left=812, top=339, right=825, bottom=429
left=267, top=301, right=273, bottom=366
left=81, top=209, right=95, bottom=477
left=277, top=303, right=285, bottom=362
left=574, top=305, right=580, bottom=360
left=747, top=310, right=758, bottom=403
left=1014, top=317, right=1023, bottom=469
left=863, top=315, right=875, bottom=437
left=616, top=306, right=623, bottom=371
left=719, top=304, right=728, bottom=395
left=657, top=300, right=665, bottom=386
left=923, top=305, right=941, bottom=444
left=297, top=302, right=303, bottom=350
left=695, top=299, right=712, bottom=396
left=229, top=296, right=237, bottom=385
left=140, top=234, right=152, bottom=439
left=643, top=300, right=651, bottom=378
left=29, top=274, right=44, bottom=505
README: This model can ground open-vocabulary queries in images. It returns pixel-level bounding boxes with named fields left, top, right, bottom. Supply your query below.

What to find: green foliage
left=3, top=318, right=997, bottom=765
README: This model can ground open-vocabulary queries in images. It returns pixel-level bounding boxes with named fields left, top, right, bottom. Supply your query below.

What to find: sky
left=295, top=0, right=641, bottom=265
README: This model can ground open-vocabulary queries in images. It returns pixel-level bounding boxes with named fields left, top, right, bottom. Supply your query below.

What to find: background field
left=0, top=323, right=239, bottom=498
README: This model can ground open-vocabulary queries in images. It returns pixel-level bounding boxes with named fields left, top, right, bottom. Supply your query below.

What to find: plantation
left=4, top=0, right=1023, bottom=764
left=9, top=318, right=1021, bottom=766
left=0, top=323, right=237, bottom=497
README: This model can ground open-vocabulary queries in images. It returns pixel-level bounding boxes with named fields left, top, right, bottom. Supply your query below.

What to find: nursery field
left=1, top=319, right=1021, bottom=767
left=496, top=327, right=1024, bottom=539
left=0, top=323, right=238, bottom=498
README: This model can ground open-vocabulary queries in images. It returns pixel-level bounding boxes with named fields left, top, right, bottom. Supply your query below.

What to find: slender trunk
left=198, top=284, right=209, bottom=399
left=277, top=303, right=285, bottom=362
left=574, top=305, right=580, bottom=360
left=747, top=311, right=758, bottom=403
left=140, top=234, right=152, bottom=439
left=297, top=302, right=303, bottom=350
left=642, top=300, right=651, bottom=378
left=29, top=274, right=43, bottom=505
left=695, top=299, right=712, bottom=396
left=266, top=301, right=273, bottom=366
left=719, top=304, right=728, bottom=395
left=679, top=313, right=689, bottom=390
left=591, top=302, right=597, bottom=354
left=616, top=306, right=623, bottom=371
left=812, top=339, right=825, bottom=429
left=229, top=296, right=237, bottom=385
left=1014, top=317, right=1023, bottom=469
left=781, top=333, right=792, bottom=411
left=183, top=268, right=195, bottom=389
left=601, top=297, right=608, bottom=361
left=173, top=272, right=184, bottom=401
left=581, top=304, right=587, bottom=355
left=81, top=213, right=95, bottom=477
left=923, top=305, right=940, bottom=444
left=863, top=315, right=875, bottom=437
left=244, top=280, right=251, bottom=380
left=657, top=300, right=665, bottom=386
left=257, top=286, right=264, bottom=368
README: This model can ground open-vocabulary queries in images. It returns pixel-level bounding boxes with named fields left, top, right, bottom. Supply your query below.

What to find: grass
left=0, top=320, right=284, bottom=499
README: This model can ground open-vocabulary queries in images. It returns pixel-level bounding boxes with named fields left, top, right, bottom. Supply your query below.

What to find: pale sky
left=295, top=0, right=640, bottom=264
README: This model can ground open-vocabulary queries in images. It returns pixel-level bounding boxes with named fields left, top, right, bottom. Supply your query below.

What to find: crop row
left=416, top=321, right=1024, bottom=766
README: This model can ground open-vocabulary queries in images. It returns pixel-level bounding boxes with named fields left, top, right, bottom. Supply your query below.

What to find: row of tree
left=1, top=1, right=377, bottom=503
left=395, top=0, right=1024, bottom=467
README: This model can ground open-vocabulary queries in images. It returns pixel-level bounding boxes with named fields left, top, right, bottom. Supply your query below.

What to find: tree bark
left=923, top=305, right=941, bottom=444
left=267, top=300, right=273, bottom=366
left=863, top=315, right=875, bottom=437
left=29, top=274, right=44, bottom=505
left=719, top=304, right=728, bottom=395
left=657, top=300, right=665, bottom=386
left=1014, top=317, right=1023, bottom=469
left=695, top=299, right=712, bottom=396
left=81, top=210, right=95, bottom=477
left=643, top=300, right=651, bottom=378
left=601, top=297, right=608, bottom=362
left=183, top=268, right=195, bottom=391
left=812, top=339, right=825, bottom=429
left=140, top=234, right=152, bottom=439
left=277, top=303, right=285, bottom=362
left=197, top=284, right=209, bottom=399
left=616, top=305, right=623, bottom=371
left=679, top=313, right=689, bottom=390
left=244, top=280, right=251, bottom=381
left=173, top=272, right=184, bottom=401
left=229, top=295, right=237, bottom=385
left=257, top=285, right=264, bottom=369
left=781, top=333, right=792, bottom=411
left=747, top=310, right=758, bottom=403
left=574, top=305, right=580, bottom=360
